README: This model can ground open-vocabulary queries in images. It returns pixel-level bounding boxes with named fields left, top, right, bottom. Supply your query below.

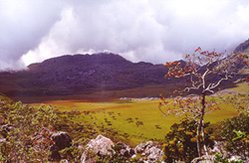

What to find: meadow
left=28, top=83, right=247, bottom=146
left=35, top=97, right=238, bottom=146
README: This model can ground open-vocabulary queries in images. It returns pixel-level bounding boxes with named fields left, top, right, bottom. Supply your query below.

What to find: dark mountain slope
left=0, top=53, right=174, bottom=100
left=234, top=38, right=249, bottom=53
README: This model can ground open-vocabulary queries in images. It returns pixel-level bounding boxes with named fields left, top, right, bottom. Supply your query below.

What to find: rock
left=51, top=131, right=72, bottom=150
left=145, top=146, right=163, bottom=161
left=49, top=131, right=72, bottom=161
left=115, top=142, right=135, bottom=158
left=229, top=155, right=242, bottom=162
left=0, top=124, right=14, bottom=138
left=135, top=141, right=154, bottom=153
left=211, top=141, right=228, bottom=157
left=0, top=138, right=6, bottom=143
left=86, top=134, right=114, bottom=156
left=135, top=141, right=163, bottom=162
left=81, top=135, right=114, bottom=163
left=191, top=155, right=214, bottom=163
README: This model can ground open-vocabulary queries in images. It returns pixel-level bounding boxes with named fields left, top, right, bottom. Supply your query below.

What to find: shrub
left=164, top=119, right=214, bottom=162
left=220, top=113, right=249, bottom=160
left=0, top=100, right=57, bottom=162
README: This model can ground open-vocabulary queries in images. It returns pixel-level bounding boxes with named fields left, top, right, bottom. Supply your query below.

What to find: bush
left=163, top=119, right=214, bottom=162
left=0, top=100, right=57, bottom=162
left=219, top=113, right=249, bottom=160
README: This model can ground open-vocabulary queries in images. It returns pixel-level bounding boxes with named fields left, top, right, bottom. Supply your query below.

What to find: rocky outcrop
left=81, top=136, right=163, bottom=162
left=49, top=131, right=72, bottom=161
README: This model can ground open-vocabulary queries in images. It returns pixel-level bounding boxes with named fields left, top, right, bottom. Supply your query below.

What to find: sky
left=0, top=0, right=249, bottom=70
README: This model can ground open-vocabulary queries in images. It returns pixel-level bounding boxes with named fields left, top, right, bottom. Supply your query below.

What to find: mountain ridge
left=0, top=52, right=180, bottom=102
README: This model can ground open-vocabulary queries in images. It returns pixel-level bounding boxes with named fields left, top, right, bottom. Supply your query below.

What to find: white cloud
left=0, top=0, right=249, bottom=70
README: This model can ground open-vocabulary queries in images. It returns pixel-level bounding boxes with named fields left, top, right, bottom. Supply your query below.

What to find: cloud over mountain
left=0, top=0, right=249, bottom=70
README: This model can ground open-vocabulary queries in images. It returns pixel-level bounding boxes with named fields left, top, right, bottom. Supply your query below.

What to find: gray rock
left=145, top=146, right=163, bottom=161
left=81, top=135, right=114, bottom=163
left=86, top=134, right=114, bottom=156
left=135, top=141, right=163, bottom=162
left=115, top=142, right=135, bottom=158
left=135, top=141, right=154, bottom=153
left=0, top=138, right=6, bottom=143
left=191, top=155, right=214, bottom=163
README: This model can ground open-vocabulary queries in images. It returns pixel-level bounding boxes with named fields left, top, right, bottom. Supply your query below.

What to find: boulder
left=51, top=131, right=72, bottom=150
left=49, top=131, right=72, bottom=161
left=81, top=135, right=114, bottom=163
left=135, top=141, right=163, bottom=162
left=85, top=134, right=114, bottom=156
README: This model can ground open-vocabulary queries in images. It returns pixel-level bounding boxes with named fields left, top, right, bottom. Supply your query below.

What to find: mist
left=0, top=0, right=249, bottom=70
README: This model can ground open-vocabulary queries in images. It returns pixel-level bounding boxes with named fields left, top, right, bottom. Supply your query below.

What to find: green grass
left=31, top=83, right=248, bottom=145
left=33, top=99, right=237, bottom=145
left=227, top=82, right=249, bottom=93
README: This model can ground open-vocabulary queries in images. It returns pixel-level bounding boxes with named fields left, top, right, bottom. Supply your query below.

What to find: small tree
left=160, top=47, right=248, bottom=157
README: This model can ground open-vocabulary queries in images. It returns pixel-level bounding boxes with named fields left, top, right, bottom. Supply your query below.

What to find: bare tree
left=160, top=48, right=249, bottom=157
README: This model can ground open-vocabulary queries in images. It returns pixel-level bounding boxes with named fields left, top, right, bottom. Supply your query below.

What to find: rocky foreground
left=23, top=127, right=244, bottom=163
left=46, top=132, right=164, bottom=162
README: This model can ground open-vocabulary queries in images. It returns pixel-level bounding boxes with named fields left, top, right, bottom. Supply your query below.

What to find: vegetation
left=0, top=96, right=118, bottom=162
left=161, top=48, right=248, bottom=157
left=0, top=98, right=56, bottom=161
left=164, top=119, right=214, bottom=162
left=216, top=113, right=249, bottom=160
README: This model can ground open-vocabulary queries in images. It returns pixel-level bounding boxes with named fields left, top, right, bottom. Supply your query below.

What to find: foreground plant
left=164, top=119, right=214, bottom=162
left=160, top=48, right=248, bottom=157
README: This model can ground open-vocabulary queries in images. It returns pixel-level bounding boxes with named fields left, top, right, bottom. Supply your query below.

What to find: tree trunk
left=196, top=93, right=208, bottom=157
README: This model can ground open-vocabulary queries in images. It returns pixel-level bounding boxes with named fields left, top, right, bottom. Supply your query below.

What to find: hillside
left=0, top=53, right=184, bottom=102
left=234, top=38, right=249, bottom=53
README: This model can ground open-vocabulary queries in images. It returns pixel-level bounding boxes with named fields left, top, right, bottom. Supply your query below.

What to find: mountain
left=0, top=53, right=181, bottom=102
left=234, top=38, right=249, bottom=53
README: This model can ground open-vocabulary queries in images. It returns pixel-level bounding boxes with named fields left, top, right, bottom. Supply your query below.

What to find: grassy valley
left=29, top=83, right=247, bottom=145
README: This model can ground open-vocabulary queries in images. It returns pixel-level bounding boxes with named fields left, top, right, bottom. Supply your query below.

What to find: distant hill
left=234, top=38, right=249, bottom=53
left=0, top=53, right=186, bottom=102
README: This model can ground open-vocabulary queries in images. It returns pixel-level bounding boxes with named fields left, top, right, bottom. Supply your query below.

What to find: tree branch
left=184, top=83, right=203, bottom=92
left=202, top=68, right=209, bottom=89
left=209, top=72, right=229, bottom=90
